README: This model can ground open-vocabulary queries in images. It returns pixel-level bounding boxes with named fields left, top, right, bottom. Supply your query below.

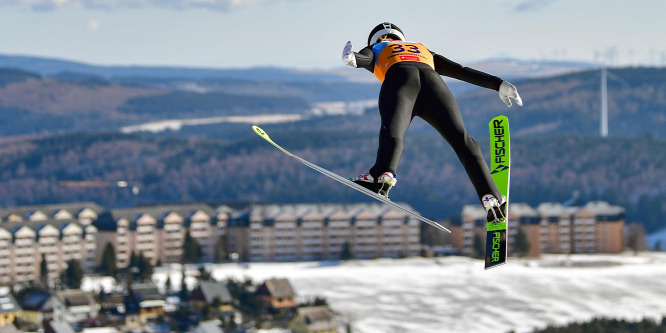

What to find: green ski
left=485, top=115, right=510, bottom=269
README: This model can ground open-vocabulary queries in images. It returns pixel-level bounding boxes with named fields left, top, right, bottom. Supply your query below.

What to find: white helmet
left=367, top=22, right=406, bottom=45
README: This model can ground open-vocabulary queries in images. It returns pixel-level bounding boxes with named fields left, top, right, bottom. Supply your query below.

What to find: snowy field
left=84, top=252, right=666, bottom=333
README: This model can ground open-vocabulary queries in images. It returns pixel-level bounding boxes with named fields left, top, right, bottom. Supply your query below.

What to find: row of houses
left=0, top=287, right=99, bottom=331
left=0, top=200, right=626, bottom=286
left=0, top=277, right=337, bottom=333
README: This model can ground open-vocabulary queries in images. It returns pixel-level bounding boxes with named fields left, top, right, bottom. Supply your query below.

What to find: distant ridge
left=0, top=53, right=597, bottom=82
left=469, top=57, right=597, bottom=80
left=0, top=54, right=347, bottom=82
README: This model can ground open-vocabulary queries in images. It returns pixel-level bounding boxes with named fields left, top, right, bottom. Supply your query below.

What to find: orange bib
left=372, top=42, right=435, bottom=82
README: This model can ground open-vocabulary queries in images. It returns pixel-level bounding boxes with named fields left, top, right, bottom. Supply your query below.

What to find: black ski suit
left=353, top=41, right=504, bottom=201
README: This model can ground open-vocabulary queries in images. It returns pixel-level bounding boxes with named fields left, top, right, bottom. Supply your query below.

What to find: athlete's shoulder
left=371, top=41, right=390, bottom=55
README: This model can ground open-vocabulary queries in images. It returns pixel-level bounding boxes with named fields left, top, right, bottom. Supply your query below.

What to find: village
left=0, top=273, right=337, bottom=333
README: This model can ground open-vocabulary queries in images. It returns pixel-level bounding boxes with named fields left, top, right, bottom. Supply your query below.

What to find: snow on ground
left=84, top=252, right=666, bottom=333
left=119, top=113, right=303, bottom=133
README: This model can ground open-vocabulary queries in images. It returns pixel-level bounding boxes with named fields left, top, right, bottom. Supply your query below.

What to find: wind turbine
left=600, top=66, right=608, bottom=137
left=599, top=66, right=630, bottom=138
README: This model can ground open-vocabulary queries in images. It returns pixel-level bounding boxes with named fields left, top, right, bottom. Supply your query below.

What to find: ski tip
left=431, top=222, right=451, bottom=233
left=426, top=221, right=451, bottom=233
left=252, top=125, right=269, bottom=138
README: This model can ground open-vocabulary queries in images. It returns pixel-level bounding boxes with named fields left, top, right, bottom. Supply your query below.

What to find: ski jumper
left=353, top=40, right=504, bottom=201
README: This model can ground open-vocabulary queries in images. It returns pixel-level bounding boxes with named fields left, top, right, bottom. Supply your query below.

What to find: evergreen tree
left=129, top=252, right=138, bottom=268
left=179, top=265, right=188, bottom=302
left=299, top=296, right=328, bottom=307
left=183, top=230, right=203, bottom=263
left=125, top=251, right=153, bottom=282
left=136, top=252, right=154, bottom=282
left=626, top=222, right=646, bottom=254
left=98, top=242, right=118, bottom=277
left=513, top=228, right=531, bottom=257
left=472, top=233, right=485, bottom=259
left=223, top=313, right=238, bottom=332
left=340, top=241, right=354, bottom=261
left=165, top=276, right=172, bottom=293
left=60, top=259, right=84, bottom=289
left=313, top=296, right=328, bottom=306
left=197, top=267, right=212, bottom=281
left=203, top=296, right=223, bottom=321
left=40, top=254, right=48, bottom=287
left=215, top=236, right=228, bottom=262
left=226, top=277, right=263, bottom=319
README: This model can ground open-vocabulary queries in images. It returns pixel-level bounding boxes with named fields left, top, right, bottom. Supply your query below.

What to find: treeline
left=0, top=107, right=74, bottom=135
left=0, top=67, right=41, bottom=87
left=529, top=317, right=666, bottom=333
left=0, top=129, right=664, bottom=233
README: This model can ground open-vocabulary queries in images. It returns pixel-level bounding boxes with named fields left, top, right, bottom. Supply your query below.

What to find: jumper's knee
left=452, top=133, right=483, bottom=166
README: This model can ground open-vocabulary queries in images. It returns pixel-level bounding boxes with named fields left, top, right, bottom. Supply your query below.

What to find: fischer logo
left=491, top=165, right=509, bottom=174
left=492, top=118, right=508, bottom=174
left=492, top=231, right=502, bottom=262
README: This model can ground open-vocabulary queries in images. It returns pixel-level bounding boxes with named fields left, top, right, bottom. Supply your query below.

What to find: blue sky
left=0, top=0, right=664, bottom=69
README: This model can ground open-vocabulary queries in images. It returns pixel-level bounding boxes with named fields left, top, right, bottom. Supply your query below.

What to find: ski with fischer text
left=485, top=115, right=510, bottom=269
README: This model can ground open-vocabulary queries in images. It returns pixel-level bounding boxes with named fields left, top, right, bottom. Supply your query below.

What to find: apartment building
left=537, top=201, right=625, bottom=254
left=91, top=202, right=421, bottom=266
left=0, top=203, right=102, bottom=286
left=94, top=203, right=221, bottom=267
left=451, top=201, right=625, bottom=257
left=226, top=203, right=422, bottom=262
left=0, top=201, right=421, bottom=276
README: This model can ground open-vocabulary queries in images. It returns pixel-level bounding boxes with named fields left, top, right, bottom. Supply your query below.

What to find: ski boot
left=482, top=194, right=507, bottom=222
left=349, top=171, right=397, bottom=198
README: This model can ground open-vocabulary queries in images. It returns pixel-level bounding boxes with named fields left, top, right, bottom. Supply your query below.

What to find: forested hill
left=0, top=66, right=665, bottom=139
left=0, top=67, right=378, bottom=136
left=0, top=131, right=663, bottom=233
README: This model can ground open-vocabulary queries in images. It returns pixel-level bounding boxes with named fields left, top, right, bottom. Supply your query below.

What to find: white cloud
left=0, top=0, right=285, bottom=11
